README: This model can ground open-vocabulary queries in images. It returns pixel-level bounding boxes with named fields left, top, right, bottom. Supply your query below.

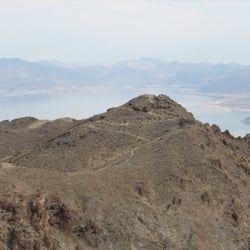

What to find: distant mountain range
left=1, top=58, right=250, bottom=96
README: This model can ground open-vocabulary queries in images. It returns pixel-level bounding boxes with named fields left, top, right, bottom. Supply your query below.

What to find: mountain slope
left=7, top=95, right=194, bottom=172
left=0, top=117, right=77, bottom=161
left=0, top=94, right=249, bottom=250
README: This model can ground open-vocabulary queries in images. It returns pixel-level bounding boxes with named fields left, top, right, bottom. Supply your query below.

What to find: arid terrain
left=0, top=94, right=249, bottom=250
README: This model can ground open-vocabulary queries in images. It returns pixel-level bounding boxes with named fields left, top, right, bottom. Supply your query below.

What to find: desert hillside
left=0, top=94, right=249, bottom=250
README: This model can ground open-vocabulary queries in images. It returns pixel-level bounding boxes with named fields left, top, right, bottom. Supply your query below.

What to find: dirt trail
left=88, top=124, right=149, bottom=142
left=0, top=162, right=16, bottom=171
left=96, top=130, right=177, bottom=173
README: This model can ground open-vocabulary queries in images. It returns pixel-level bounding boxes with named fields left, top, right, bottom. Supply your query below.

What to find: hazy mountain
left=0, top=95, right=249, bottom=249
left=1, top=58, right=250, bottom=96
left=0, top=58, right=108, bottom=96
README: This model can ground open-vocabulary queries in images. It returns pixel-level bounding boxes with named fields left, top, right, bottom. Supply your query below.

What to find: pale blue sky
left=0, top=0, right=250, bottom=64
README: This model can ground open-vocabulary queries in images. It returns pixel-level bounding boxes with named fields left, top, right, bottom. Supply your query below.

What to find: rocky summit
left=0, top=94, right=249, bottom=250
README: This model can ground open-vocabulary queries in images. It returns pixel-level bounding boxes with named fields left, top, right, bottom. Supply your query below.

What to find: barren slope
left=0, top=94, right=249, bottom=250
left=0, top=117, right=76, bottom=161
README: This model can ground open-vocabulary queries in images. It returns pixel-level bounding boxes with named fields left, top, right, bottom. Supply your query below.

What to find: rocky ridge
left=0, top=94, right=249, bottom=249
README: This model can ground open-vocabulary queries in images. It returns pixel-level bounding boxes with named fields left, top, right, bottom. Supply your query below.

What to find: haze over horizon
left=1, top=0, right=250, bottom=64
left=1, top=57, right=250, bottom=66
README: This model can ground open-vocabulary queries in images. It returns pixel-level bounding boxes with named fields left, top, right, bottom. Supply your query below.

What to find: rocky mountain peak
left=123, top=94, right=192, bottom=120
left=124, top=94, right=178, bottom=111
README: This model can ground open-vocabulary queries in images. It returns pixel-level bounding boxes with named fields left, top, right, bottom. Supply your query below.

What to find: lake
left=0, top=86, right=249, bottom=137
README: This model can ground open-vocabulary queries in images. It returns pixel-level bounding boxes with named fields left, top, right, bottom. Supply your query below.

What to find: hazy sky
left=0, top=0, right=250, bottom=64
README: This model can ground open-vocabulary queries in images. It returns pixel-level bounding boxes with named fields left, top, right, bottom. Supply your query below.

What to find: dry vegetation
left=0, top=95, right=249, bottom=249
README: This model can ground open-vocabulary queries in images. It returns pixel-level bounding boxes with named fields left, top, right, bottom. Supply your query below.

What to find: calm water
left=0, top=87, right=249, bottom=137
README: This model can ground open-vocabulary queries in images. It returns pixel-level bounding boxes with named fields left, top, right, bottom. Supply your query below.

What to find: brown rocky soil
left=0, top=94, right=249, bottom=249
